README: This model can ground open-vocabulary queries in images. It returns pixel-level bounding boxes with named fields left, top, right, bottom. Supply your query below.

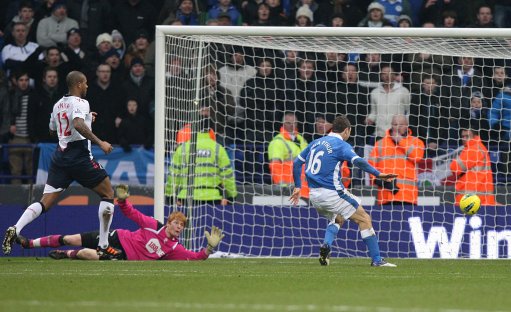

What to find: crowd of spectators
left=0, top=0, right=510, bottom=185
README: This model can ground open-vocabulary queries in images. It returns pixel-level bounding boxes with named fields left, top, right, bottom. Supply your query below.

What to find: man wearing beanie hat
left=121, top=55, right=155, bottom=119
left=373, top=0, right=412, bottom=27
left=111, top=30, right=126, bottom=59
left=66, top=0, right=113, bottom=54
left=36, top=1, right=79, bottom=48
left=397, top=14, right=412, bottom=27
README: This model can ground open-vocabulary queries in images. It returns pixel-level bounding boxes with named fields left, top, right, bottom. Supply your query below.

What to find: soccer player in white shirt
left=289, top=115, right=398, bottom=267
left=2, top=71, right=122, bottom=260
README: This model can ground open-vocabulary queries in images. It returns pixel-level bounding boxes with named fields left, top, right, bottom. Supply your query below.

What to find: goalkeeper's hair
left=332, top=115, right=351, bottom=133
left=167, top=211, right=188, bottom=227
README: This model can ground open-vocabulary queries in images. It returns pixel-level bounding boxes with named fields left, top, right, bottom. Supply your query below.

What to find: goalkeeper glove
left=205, top=226, right=225, bottom=253
left=115, top=184, right=130, bottom=201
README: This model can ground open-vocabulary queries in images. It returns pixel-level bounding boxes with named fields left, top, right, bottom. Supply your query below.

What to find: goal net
left=155, top=27, right=511, bottom=259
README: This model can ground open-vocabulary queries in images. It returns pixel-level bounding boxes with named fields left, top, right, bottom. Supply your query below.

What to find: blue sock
left=362, top=235, right=381, bottom=263
left=323, top=223, right=340, bottom=247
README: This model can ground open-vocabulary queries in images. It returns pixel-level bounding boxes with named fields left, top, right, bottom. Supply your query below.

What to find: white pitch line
left=1, top=300, right=506, bottom=312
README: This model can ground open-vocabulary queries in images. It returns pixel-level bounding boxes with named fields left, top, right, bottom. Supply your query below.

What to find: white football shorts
left=309, top=187, right=361, bottom=223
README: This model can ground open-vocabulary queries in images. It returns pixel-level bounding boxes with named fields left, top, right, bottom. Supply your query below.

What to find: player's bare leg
left=92, top=177, right=122, bottom=259
left=2, top=192, right=61, bottom=255
left=350, top=206, right=396, bottom=267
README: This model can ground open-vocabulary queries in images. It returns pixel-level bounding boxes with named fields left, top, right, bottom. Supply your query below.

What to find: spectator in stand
left=36, top=1, right=79, bottom=48
left=489, top=82, right=511, bottom=142
left=31, top=67, right=63, bottom=143
left=419, top=0, right=464, bottom=27
left=494, top=0, right=511, bottom=28
left=34, top=0, right=55, bottom=25
left=368, top=114, right=425, bottom=206
left=489, top=82, right=511, bottom=178
left=208, top=0, right=242, bottom=25
left=441, top=10, right=458, bottom=28
left=90, top=32, right=113, bottom=69
left=1, top=22, right=39, bottom=77
left=328, top=13, right=346, bottom=27
left=60, top=28, right=90, bottom=74
left=274, top=50, right=299, bottom=83
left=337, top=63, right=371, bottom=147
left=315, top=0, right=364, bottom=27
left=7, top=70, right=38, bottom=184
left=100, top=49, right=126, bottom=83
left=376, top=0, right=412, bottom=26
left=405, top=52, right=453, bottom=94
left=86, top=63, right=124, bottom=144
left=118, top=98, right=153, bottom=152
left=123, top=30, right=150, bottom=70
left=268, top=112, right=309, bottom=198
left=409, top=74, right=448, bottom=157
left=244, top=0, right=287, bottom=26
left=112, top=0, right=157, bottom=47
left=442, top=56, right=483, bottom=145
left=240, top=58, right=284, bottom=143
left=3, top=1, right=37, bottom=45
left=397, top=14, right=412, bottom=27
left=66, top=0, right=113, bottom=54
left=444, top=128, right=496, bottom=206
left=316, top=52, right=346, bottom=84
left=168, top=0, right=200, bottom=25
left=199, top=66, right=236, bottom=142
left=358, top=2, right=393, bottom=27
left=111, top=30, right=126, bottom=60
left=366, top=64, right=411, bottom=141
left=285, top=59, right=327, bottom=136
left=250, top=2, right=284, bottom=26
left=24, top=46, right=77, bottom=90
left=217, top=47, right=257, bottom=140
left=121, top=57, right=155, bottom=119
left=0, top=70, right=11, bottom=143
left=358, top=53, right=382, bottom=88
left=483, top=66, right=508, bottom=104
left=294, top=4, right=314, bottom=26
left=469, top=4, right=496, bottom=28
left=463, top=91, right=490, bottom=142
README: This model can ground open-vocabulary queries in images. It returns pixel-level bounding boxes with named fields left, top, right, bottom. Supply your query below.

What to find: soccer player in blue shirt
left=289, top=115, right=398, bottom=267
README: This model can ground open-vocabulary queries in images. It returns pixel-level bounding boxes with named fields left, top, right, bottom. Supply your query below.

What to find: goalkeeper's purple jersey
left=298, top=132, right=360, bottom=191
left=116, top=200, right=208, bottom=261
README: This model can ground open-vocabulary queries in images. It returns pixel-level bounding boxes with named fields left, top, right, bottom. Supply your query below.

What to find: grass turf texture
left=0, top=258, right=509, bottom=312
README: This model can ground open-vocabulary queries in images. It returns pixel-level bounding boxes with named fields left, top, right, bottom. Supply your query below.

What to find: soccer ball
left=459, top=194, right=481, bottom=215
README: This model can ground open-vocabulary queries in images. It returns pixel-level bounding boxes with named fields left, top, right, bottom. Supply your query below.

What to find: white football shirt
left=49, top=95, right=93, bottom=154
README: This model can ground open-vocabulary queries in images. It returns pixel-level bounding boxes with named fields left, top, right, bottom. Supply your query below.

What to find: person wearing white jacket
left=366, top=64, right=411, bottom=139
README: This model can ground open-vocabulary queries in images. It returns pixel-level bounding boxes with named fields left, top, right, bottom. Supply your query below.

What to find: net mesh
left=160, top=31, right=511, bottom=258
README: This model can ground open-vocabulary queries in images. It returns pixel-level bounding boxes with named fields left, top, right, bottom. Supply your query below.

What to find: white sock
left=98, top=201, right=114, bottom=249
left=360, top=227, right=376, bottom=239
left=14, top=202, right=43, bottom=234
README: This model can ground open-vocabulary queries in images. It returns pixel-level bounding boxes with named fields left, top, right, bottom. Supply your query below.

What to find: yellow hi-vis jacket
left=165, top=132, right=237, bottom=201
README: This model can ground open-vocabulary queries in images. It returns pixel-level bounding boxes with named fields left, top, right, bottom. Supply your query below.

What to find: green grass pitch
left=0, top=257, right=510, bottom=312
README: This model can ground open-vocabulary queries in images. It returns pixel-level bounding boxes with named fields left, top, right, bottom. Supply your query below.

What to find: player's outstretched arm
left=205, top=226, right=225, bottom=255
left=73, top=117, right=113, bottom=154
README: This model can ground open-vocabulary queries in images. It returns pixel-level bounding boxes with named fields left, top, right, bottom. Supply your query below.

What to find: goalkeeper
left=15, top=185, right=225, bottom=261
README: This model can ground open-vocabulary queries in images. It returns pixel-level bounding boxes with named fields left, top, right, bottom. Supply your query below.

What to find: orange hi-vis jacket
left=340, top=161, right=351, bottom=188
left=176, top=124, right=216, bottom=144
left=369, top=129, right=425, bottom=205
left=268, top=127, right=309, bottom=197
left=450, top=135, right=496, bottom=205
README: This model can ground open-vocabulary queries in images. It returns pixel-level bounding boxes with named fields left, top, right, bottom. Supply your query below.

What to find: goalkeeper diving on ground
left=14, top=185, right=225, bottom=261
left=289, top=115, right=398, bottom=267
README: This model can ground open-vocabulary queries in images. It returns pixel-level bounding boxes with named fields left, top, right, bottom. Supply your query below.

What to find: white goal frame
left=154, top=25, right=511, bottom=222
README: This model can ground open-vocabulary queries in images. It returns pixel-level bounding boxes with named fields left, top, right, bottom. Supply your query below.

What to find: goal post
left=155, top=26, right=511, bottom=258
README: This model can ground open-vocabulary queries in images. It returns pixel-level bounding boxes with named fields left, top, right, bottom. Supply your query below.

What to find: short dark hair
left=332, top=115, right=351, bottom=133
